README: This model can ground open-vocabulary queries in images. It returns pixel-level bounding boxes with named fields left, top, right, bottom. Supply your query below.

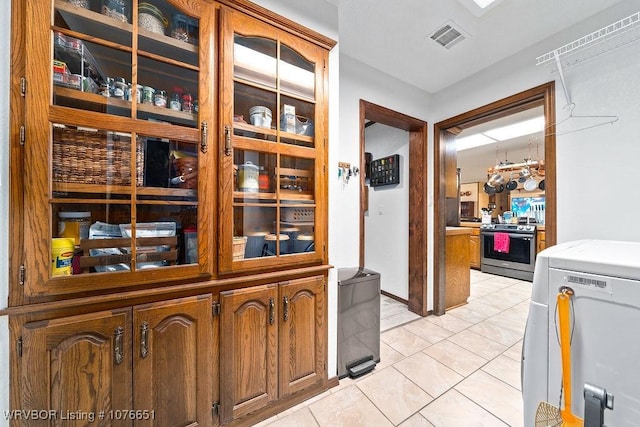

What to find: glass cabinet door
left=219, top=9, right=328, bottom=273
left=24, top=0, right=213, bottom=297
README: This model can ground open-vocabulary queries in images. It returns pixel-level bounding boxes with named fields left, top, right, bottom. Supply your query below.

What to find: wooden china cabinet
left=7, top=0, right=334, bottom=425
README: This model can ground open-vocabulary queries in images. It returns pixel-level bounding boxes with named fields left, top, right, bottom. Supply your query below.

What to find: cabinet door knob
left=283, top=296, right=289, bottom=322
left=140, top=321, right=149, bottom=358
left=201, top=121, right=209, bottom=153
left=224, top=125, right=232, bottom=156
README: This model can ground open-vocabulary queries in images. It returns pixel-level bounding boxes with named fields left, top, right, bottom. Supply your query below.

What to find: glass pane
left=234, top=206, right=277, bottom=259
left=280, top=207, right=315, bottom=255
left=136, top=135, right=198, bottom=267
left=53, top=36, right=132, bottom=118
left=278, top=155, right=314, bottom=201
left=278, top=155, right=315, bottom=256
left=51, top=203, right=133, bottom=277
left=279, top=95, right=315, bottom=148
left=233, top=82, right=277, bottom=141
left=55, top=1, right=133, bottom=45
left=134, top=204, right=197, bottom=268
left=52, top=124, right=139, bottom=189
left=234, top=35, right=277, bottom=88
left=234, top=150, right=276, bottom=195
left=234, top=149, right=277, bottom=260
left=279, top=44, right=315, bottom=99
left=138, top=56, right=198, bottom=128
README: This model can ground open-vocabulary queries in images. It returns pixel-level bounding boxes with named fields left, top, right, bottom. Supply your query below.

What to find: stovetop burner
left=480, top=223, right=536, bottom=234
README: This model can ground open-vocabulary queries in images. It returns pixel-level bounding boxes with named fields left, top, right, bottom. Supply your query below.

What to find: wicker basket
left=53, top=126, right=143, bottom=186
left=233, top=236, right=247, bottom=261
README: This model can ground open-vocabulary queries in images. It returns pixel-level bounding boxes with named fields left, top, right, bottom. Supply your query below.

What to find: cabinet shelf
left=233, top=191, right=313, bottom=201
left=55, top=1, right=198, bottom=64
left=54, top=86, right=197, bottom=124
left=233, top=122, right=313, bottom=144
left=53, top=182, right=197, bottom=198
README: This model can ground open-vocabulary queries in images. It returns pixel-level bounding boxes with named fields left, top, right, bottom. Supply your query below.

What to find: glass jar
left=169, top=90, right=182, bottom=111
left=127, top=83, right=142, bottom=103
left=154, top=90, right=167, bottom=107
left=99, top=82, right=110, bottom=97
left=102, top=0, right=129, bottom=23
left=258, top=167, right=270, bottom=192
left=112, top=77, right=127, bottom=99
left=182, top=93, right=193, bottom=113
left=171, top=13, right=190, bottom=43
left=142, top=86, right=155, bottom=104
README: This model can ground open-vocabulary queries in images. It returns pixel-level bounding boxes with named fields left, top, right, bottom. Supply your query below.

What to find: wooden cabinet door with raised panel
left=279, top=276, right=326, bottom=397
left=219, top=284, right=278, bottom=424
left=21, top=309, right=133, bottom=426
left=133, top=295, right=213, bottom=427
left=469, top=233, right=481, bottom=269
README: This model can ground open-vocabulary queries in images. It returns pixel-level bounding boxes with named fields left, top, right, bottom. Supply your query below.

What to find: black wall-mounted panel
left=369, top=154, right=400, bottom=187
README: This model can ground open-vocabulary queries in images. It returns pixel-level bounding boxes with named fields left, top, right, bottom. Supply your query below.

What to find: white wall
left=0, top=0, right=11, bottom=422
left=337, top=55, right=432, bottom=310
left=432, top=0, right=640, bottom=244
left=364, top=124, right=409, bottom=299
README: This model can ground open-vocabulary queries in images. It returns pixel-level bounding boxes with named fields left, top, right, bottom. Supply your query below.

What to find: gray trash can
left=337, top=267, right=380, bottom=379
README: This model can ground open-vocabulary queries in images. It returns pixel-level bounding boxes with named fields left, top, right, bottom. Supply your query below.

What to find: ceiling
left=327, top=0, right=625, bottom=93
left=456, top=106, right=545, bottom=184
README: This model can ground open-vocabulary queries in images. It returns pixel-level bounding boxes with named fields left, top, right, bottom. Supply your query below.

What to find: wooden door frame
left=359, top=100, right=429, bottom=316
left=433, top=82, right=557, bottom=315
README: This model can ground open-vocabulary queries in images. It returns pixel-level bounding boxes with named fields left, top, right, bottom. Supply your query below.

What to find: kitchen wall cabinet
left=9, top=0, right=333, bottom=425
left=218, top=7, right=329, bottom=274
left=20, top=0, right=216, bottom=301
left=219, top=276, right=326, bottom=425
left=20, top=295, right=214, bottom=426
left=460, top=182, right=489, bottom=218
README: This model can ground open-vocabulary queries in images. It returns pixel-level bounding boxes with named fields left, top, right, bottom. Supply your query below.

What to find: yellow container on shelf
left=51, top=238, right=75, bottom=277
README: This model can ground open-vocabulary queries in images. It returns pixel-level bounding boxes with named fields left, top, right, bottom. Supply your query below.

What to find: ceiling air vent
left=430, top=21, right=467, bottom=49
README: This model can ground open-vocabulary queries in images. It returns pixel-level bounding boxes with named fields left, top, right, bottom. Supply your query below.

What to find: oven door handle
left=482, top=233, right=534, bottom=240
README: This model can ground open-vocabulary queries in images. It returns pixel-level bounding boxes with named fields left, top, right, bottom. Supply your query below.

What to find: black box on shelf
left=369, top=154, right=400, bottom=187
left=143, top=138, right=171, bottom=187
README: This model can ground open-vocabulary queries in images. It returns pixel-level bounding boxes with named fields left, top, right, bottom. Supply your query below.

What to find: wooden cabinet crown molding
left=216, top=0, right=337, bottom=50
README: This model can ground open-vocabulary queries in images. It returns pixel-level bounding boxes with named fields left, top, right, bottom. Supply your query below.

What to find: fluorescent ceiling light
left=473, top=0, right=497, bottom=8
left=456, top=133, right=496, bottom=151
left=483, top=117, right=545, bottom=141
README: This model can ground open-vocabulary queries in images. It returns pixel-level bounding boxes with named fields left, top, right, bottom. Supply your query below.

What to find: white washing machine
left=522, top=240, right=640, bottom=426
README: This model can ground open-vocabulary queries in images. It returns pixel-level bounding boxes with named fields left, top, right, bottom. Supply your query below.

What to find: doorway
left=433, top=82, right=557, bottom=315
left=359, top=100, right=429, bottom=316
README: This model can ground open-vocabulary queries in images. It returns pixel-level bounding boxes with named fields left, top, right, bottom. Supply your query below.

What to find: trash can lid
left=337, top=267, right=379, bottom=284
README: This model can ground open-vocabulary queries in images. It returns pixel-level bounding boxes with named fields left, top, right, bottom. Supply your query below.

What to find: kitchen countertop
left=459, top=221, right=546, bottom=231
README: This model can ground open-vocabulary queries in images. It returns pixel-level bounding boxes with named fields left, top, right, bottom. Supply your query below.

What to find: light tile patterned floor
left=257, top=270, right=531, bottom=427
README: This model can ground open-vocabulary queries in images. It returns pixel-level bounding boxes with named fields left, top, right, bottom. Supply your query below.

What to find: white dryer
left=522, top=240, right=640, bottom=426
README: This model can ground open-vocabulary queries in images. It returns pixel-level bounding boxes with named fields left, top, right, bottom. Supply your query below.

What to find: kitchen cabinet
left=20, top=295, right=214, bottom=426
left=469, top=228, right=481, bottom=269
left=10, top=0, right=333, bottom=425
left=445, top=227, right=471, bottom=309
left=218, top=7, right=329, bottom=274
left=20, top=0, right=216, bottom=300
left=537, top=229, right=546, bottom=253
left=460, top=182, right=489, bottom=218
left=219, top=276, right=326, bottom=425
